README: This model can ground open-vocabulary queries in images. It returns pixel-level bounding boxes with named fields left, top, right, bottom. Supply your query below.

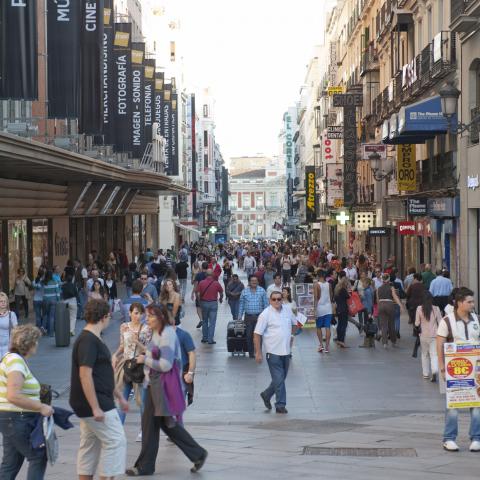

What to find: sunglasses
left=271, top=297, right=282, bottom=301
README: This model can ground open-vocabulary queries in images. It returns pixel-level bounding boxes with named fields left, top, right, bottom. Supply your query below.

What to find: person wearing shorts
left=314, top=272, right=333, bottom=353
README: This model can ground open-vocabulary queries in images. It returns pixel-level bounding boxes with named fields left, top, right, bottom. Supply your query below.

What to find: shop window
left=8, top=220, right=28, bottom=292
left=469, top=59, right=480, bottom=144
left=132, top=215, right=140, bottom=262
left=32, top=219, right=48, bottom=275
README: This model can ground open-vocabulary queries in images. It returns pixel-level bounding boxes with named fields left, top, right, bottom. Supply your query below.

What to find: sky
left=175, top=0, right=332, bottom=162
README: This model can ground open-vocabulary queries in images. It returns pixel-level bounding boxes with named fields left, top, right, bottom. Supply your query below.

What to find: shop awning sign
left=398, top=221, right=416, bottom=235
left=397, top=144, right=416, bottom=191
left=408, top=198, right=428, bottom=216
left=368, top=227, right=389, bottom=236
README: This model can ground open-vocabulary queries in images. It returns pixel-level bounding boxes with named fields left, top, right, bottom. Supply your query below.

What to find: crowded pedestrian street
left=2, top=267, right=476, bottom=480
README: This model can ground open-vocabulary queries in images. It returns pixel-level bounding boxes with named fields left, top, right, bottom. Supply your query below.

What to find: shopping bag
left=347, top=291, right=365, bottom=316
left=43, top=416, right=59, bottom=466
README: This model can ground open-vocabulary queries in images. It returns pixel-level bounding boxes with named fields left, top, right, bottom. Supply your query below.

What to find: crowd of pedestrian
left=0, top=236, right=478, bottom=478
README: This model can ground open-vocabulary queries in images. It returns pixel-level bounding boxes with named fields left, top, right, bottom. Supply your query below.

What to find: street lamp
left=368, top=151, right=394, bottom=181
left=439, top=81, right=480, bottom=133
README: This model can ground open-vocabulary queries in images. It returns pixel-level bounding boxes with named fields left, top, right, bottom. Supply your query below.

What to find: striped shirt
left=43, top=280, right=60, bottom=300
left=0, top=353, right=40, bottom=412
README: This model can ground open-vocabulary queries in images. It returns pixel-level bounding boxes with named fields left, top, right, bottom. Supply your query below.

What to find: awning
left=382, top=114, right=429, bottom=145
left=175, top=223, right=202, bottom=235
left=391, top=9, right=413, bottom=31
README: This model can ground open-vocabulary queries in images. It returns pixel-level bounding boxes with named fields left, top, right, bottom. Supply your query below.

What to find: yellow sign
left=114, top=31, right=129, bottom=47
left=333, top=198, right=344, bottom=208
left=397, top=144, right=416, bottom=191
left=327, top=86, right=345, bottom=96
left=131, top=49, right=144, bottom=65
left=155, top=78, right=164, bottom=90
left=104, top=7, right=112, bottom=26
left=145, top=66, right=155, bottom=79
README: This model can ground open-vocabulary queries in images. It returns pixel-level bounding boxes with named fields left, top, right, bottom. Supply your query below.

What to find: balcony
left=357, top=184, right=375, bottom=205
left=431, top=31, right=456, bottom=79
left=420, top=44, right=433, bottom=88
left=420, top=152, right=457, bottom=191
left=451, top=0, right=480, bottom=34
left=360, top=44, right=380, bottom=77
left=393, top=71, right=403, bottom=109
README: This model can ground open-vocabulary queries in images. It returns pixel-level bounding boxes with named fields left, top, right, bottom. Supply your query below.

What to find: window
left=204, top=181, right=209, bottom=193
left=256, top=194, right=264, bottom=209
left=418, top=19, right=423, bottom=52
left=32, top=219, right=48, bottom=275
left=170, top=41, right=176, bottom=62
left=204, top=153, right=208, bottom=169
left=427, top=7, right=432, bottom=41
left=8, top=220, right=28, bottom=292
left=269, top=192, right=279, bottom=207
left=230, top=224, right=236, bottom=236
left=257, top=225, right=264, bottom=236
left=242, top=193, right=250, bottom=209
left=203, top=130, right=208, bottom=147
left=203, top=105, right=209, bottom=117
left=438, top=0, right=443, bottom=33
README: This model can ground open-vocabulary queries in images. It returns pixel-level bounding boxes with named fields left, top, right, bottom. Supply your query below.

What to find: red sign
left=398, top=221, right=416, bottom=235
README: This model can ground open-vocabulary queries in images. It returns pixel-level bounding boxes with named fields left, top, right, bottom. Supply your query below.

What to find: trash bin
left=55, top=302, right=70, bottom=347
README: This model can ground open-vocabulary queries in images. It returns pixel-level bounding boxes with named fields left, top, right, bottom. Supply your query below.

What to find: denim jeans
left=43, top=299, right=57, bottom=336
left=77, top=288, right=87, bottom=321
left=394, top=304, right=401, bottom=334
left=179, top=278, right=187, bottom=299
left=229, top=299, right=240, bottom=320
left=263, top=353, right=290, bottom=408
left=200, top=301, right=218, bottom=343
left=119, top=382, right=146, bottom=424
left=444, top=407, right=480, bottom=441
left=33, top=300, right=43, bottom=329
left=0, top=411, right=47, bottom=480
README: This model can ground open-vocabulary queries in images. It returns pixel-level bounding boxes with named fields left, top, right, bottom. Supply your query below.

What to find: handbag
left=160, top=362, right=186, bottom=416
left=123, top=324, right=145, bottom=384
left=347, top=291, right=365, bottom=317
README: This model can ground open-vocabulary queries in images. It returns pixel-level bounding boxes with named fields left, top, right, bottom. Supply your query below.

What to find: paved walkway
left=6, top=269, right=479, bottom=479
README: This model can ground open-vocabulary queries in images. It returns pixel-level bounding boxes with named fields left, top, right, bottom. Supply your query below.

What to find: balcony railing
left=357, top=184, right=375, bottom=204
left=451, top=0, right=471, bottom=20
left=360, top=44, right=379, bottom=76
left=431, top=31, right=456, bottom=79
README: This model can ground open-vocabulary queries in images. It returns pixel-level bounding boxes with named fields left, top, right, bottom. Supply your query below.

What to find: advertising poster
left=305, top=166, right=316, bottom=222
left=79, top=0, right=104, bottom=134
left=144, top=59, right=155, bottom=144
left=170, top=92, right=179, bottom=175
left=131, top=42, right=145, bottom=158
left=112, top=23, right=132, bottom=152
left=154, top=72, right=164, bottom=132
left=0, top=0, right=38, bottom=100
left=294, top=284, right=315, bottom=327
left=397, top=144, right=416, bottom=191
left=163, top=84, right=172, bottom=173
left=326, top=163, right=343, bottom=207
left=47, top=0, right=80, bottom=118
left=445, top=343, right=480, bottom=409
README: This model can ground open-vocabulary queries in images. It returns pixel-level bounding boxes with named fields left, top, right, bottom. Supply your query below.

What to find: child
left=359, top=315, right=378, bottom=348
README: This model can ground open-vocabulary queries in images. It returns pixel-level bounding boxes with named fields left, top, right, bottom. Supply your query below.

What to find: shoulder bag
left=123, top=324, right=145, bottom=384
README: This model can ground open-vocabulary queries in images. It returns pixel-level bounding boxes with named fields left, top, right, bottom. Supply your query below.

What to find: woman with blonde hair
left=0, top=292, right=17, bottom=358
left=0, top=324, right=53, bottom=479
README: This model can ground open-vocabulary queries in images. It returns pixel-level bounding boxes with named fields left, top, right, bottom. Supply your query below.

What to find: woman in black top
left=334, top=277, right=350, bottom=348
left=222, top=258, right=233, bottom=290
left=377, top=274, right=403, bottom=348
left=61, top=274, right=78, bottom=336
left=105, top=271, right=118, bottom=310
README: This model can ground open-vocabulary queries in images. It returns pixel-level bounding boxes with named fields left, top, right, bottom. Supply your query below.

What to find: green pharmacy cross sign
left=336, top=211, right=350, bottom=225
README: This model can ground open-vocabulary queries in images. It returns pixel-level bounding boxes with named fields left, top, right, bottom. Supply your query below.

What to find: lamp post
left=439, top=81, right=480, bottom=133
left=368, top=151, right=394, bottom=181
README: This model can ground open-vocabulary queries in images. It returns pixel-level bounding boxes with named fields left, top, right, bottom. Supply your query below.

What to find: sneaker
left=136, top=431, right=142, bottom=443
left=431, top=373, right=437, bottom=383
left=276, top=406, right=288, bottom=414
left=191, top=451, right=208, bottom=473
left=196, top=321, right=203, bottom=329
left=470, top=440, right=480, bottom=452
left=443, top=440, right=459, bottom=451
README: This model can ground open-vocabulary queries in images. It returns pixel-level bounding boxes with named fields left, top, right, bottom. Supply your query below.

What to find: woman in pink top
left=415, top=292, right=442, bottom=382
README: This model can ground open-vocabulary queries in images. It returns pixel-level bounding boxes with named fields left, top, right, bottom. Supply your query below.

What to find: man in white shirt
left=86, top=270, right=104, bottom=291
left=244, top=252, right=257, bottom=277
left=437, top=287, right=480, bottom=453
left=266, top=274, right=283, bottom=298
left=373, top=268, right=383, bottom=290
left=254, top=291, right=297, bottom=414
left=343, top=259, right=358, bottom=283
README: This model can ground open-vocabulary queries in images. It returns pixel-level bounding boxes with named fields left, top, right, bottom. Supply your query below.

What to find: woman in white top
left=0, top=292, right=18, bottom=359
left=281, top=287, right=297, bottom=314
left=415, top=292, right=442, bottom=381
left=314, top=272, right=333, bottom=353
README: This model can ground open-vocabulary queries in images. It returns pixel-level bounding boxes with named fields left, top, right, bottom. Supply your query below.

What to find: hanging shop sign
left=131, top=42, right=145, bottom=158
left=305, top=166, right=317, bottom=222
left=397, top=144, right=416, bottom=191
left=326, top=163, right=343, bottom=207
left=169, top=92, right=179, bottom=175
left=362, top=143, right=387, bottom=160
left=327, top=125, right=343, bottom=139
left=144, top=58, right=155, bottom=144
left=287, top=175, right=294, bottom=217
left=398, top=221, right=416, bottom=235
left=407, top=198, right=428, bottom=216
left=368, top=227, right=389, bottom=237
left=428, top=197, right=460, bottom=218
left=327, top=86, right=344, bottom=96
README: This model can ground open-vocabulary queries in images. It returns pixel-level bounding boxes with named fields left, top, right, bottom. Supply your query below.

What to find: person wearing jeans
left=42, top=270, right=60, bottom=337
left=32, top=271, right=44, bottom=331
left=334, top=277, right=351, bottom=348
left=226, top=274, right=244, bottom=320
left=196, top=270, right=223, bottom=345
left=437, top=287, right=480, bottom=452
left=254, top=292, right=297, bottom=414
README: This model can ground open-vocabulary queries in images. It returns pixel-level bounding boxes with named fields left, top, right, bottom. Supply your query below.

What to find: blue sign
left=214, top=233, right=227, bottom=244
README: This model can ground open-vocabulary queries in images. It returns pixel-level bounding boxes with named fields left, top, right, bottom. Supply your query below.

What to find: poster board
left=444, top=343, right=480, bottom=409
left=293, top=283, right=315, bottom=328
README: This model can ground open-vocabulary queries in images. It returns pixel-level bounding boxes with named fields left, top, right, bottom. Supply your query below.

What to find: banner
left=112, top=23, right=132, bottom=152
left=287, top=175, right=293, bottom=217
left=144, top=59, right=155, bottom=144
left=305, top=166, right=316, bottom=222
left=0, top=0, right=38, bottom=100
left=191, top=94, right=197, bottom=217
left=326, top=163, right=344, bottom=208
left=397, top=144, right=416, bottom=191
left=95, top=0, right=114, bottom=144
left=47, top=0, right=80, bottom=118
left=445, top=343, right=480, bottom=409
left=131, top=42, right=145, bottom=158
left=154, top=72, right=164, bottom=132
left=169, top=92, right=179, bottom=175
left=163, top=84, right=172, bottom=174
left=79, top=0, right=104, bottom=134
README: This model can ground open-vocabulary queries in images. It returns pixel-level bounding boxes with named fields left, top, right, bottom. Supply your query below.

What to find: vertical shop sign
left=305, top=166, right=317, bottom=222
left=154, top=72, right=164, bottom=132
left=144, top=58, right=155, bottom=144
left=131, top=42, right=145, bottom=158
left=169, top=92, right=179, bottom=175
left=47, top=0, right=80, bottom=118
left=79, top=0, right=104, bottom=134
left=112, top=23, right=132, bottom=152
left=287, top=175, right=294, bottom=217
left=0, top=0, right=38, bottom=99
left=397, top=144, right=416, bottom=191
left=162, top=84, right=172, bottom=174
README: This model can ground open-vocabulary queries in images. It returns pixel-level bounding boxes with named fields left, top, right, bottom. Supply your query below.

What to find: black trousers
left=134, top=387, right=206, bottom=475
left=245, top=313, right=260, bottom=356
left=433, top=296, right=449, bottom=315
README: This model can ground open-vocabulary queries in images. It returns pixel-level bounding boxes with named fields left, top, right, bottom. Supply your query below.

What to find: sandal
left=317, top=345, right=324, bottom=353
left=324, top=347, right=329, bottom=353
left=126, top=467, right=149, bottom=477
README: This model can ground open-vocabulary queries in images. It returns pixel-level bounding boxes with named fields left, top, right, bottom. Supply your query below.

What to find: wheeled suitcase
left=227, top=320, right=248, bottom=355
left=54, top=302, right=70, bottom=347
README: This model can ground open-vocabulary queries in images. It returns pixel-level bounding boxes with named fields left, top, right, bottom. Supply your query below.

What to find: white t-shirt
left=266, top=284, right=282, bottom=298
left=437, top=312, right=480, bottom=342
left=316, top=281, right=333, bottom=317
left=254, top=306, right=297, bottom=356
left=344, top=267, right=358, bottom=281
